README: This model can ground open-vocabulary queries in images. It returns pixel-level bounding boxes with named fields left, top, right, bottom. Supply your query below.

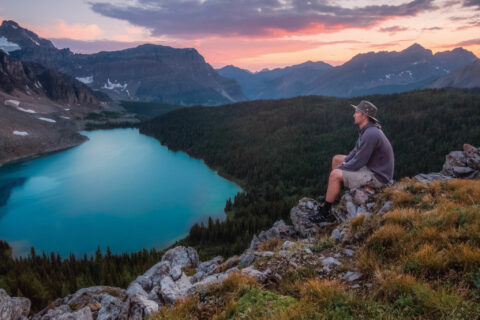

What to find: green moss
left=218, top=288, right=296, bottom=319
left=312, top=239, right=335, bottom=252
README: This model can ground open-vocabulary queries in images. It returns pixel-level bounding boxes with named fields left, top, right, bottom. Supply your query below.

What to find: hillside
left=0, top=50, right=108, bottom=166
left=428, top=59, right=480, bottom=89
left=140, top=88, right=480, bottom=257
left=2, top=145, right=479, bottom=319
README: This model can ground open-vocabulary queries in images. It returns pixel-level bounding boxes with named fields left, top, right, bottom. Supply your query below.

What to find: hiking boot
left=309, top=203, right=334, bottom=223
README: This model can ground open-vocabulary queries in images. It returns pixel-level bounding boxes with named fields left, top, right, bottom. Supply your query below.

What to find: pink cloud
left=37, top=20, right=102, bottom=40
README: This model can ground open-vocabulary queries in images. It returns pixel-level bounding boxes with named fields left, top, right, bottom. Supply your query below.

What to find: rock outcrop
left=0, top=289, right=30, bottom=320
left=415, top=144, right=480, bottom=182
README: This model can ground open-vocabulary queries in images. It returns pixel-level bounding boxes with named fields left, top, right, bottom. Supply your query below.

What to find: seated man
left=310, top=100, right=394, bottom=222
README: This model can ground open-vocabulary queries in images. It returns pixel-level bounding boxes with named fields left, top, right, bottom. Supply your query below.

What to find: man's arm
left=337, top=130, right=378, bottom=171
left=343, top=143, right=358, bottom=163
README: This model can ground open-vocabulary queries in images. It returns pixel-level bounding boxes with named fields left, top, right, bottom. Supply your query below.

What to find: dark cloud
left=378, top=25, right=409, bottom=34
left=464, top=0, right=480, bottom=8
left=89, top=0, right=436, bottom=38
left=422, top=26, right=442, bottom=30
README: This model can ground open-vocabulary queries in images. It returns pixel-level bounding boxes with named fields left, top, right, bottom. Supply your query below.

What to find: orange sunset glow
left=1, top=0, right=480, bottom=70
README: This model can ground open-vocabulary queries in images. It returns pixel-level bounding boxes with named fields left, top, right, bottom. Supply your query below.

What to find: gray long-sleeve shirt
left=337, top=122, right=394, bottom=184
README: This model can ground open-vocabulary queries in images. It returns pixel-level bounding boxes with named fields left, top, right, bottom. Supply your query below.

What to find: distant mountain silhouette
left=217, top=61, right=333, bottom=99
left=305, top=43, right=477, bottom=97
left=219, top=44, right=478, bottom=99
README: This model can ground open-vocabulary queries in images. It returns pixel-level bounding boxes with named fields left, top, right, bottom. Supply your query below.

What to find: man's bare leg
left=310, top=156, right=346, bottom=222
left=331, top=154, right=346, bottom=170
left=326, top=169, right=343, bottom=203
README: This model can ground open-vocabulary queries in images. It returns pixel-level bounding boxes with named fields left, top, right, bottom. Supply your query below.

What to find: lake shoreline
left=0, top=136, right=88, bottom=169
left=0, top=128, right=241, bottom=258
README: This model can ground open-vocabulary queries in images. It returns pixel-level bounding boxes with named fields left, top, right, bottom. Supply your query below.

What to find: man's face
left=353, top=109, right=366, bottom=125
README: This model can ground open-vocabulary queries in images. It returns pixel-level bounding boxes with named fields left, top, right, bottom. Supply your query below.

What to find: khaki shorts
left=342, top=166, right=384, bottom=189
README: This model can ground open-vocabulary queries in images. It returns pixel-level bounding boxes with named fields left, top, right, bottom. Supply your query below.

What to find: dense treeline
left=0, top=240, right=166, bottom=313
left=141, top=88, right=480, bottom=258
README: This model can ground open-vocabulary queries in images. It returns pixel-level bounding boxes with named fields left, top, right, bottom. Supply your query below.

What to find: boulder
left=170, top=266, right=183, bottom=281
left=123, top=294, right=158, bottom=320
left=238, top=252, right=256, bottom=268
left=161, top=246, right=199, bottom=270
left=55, top=307, right=93, bottom=320
left=290, top=198, right=333, bottom=238
left=96, top=295, right=126, bottom=320
left=0, top=289, right=31, bottom=320
left=142, top=261, right=171, bottom=287
left=322, top=257, right=341, bottom=267
left=342, top=271, right=363, bottom=282
left=333, top=186, right=377, bottom=222
left=222, top=255, right=240, bottom=270
left=32, top=286, right=126, bottom=320
left=281, top=240, right=295, bottom=250
left=132, top=275, right=152, bottom=293
left=126, top=282, right=148, bottom=297
left=160, top=273, right=192, bottom=304
left=249, top=220, right=296, bottom=250
left=416, top=144, right=480, bottom=182
left=241, top=267, right=271, bottom=283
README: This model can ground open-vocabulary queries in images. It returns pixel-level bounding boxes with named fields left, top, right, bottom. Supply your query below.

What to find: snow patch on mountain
left=103, top=78, right=128, bottom=91
left=38, top=117, right=56, bottom=123
left=4, top=99, right=20, bottom=107
left=0, top=36, right=20, bottom=53
left=17, top=107, right=36, bottom=113
left=76, top=76, right=94, bottom=84
left=13, top=131, right=28, bottom=136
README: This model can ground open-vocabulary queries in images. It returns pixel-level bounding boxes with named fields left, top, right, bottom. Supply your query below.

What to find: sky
left=1, top=0, right=480, bottom=71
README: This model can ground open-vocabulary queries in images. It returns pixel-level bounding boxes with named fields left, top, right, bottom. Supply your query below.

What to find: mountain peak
left=402, top=43, right=430, bottom=54
left=1, top=20, right=20, bottom=29
left=0, top=19, right=55, bottom=49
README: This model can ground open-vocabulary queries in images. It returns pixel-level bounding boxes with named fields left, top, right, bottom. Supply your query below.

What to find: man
left=310, top=100, right=394, bottom=222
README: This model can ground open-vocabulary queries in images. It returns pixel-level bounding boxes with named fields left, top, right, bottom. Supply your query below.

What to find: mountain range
left=1, top=19, right=480, bottom=106
left=218, top=44, right=479, bottom=99
left=0, top=20, right=246, bottom=106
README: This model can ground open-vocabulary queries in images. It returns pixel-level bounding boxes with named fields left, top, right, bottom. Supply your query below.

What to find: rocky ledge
left=1, top=144, right=479, bottom=320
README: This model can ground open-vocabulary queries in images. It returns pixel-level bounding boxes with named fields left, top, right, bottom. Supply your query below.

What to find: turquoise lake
left=0, top=128, right=241, bottom=257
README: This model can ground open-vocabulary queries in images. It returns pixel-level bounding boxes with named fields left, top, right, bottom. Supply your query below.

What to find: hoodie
left=337, top=122, right=394, bottom=184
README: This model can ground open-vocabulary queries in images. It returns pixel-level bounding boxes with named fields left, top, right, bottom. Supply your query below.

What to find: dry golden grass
left=257, top=237, right=283, bottom=252
left=350, top=214, right=366, bottom=232
left=156, top=179, right=480, bottom=319
left=154, top=272, right=260, bottom=320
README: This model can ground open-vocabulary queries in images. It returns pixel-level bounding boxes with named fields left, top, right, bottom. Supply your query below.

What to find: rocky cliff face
left=3, top=144, right=478, bottom=319
left=0, top=50, right=105, bottom=105
left=0, top=50, right=109, bottom=166
left=1, top=21, right=246, bottom=106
